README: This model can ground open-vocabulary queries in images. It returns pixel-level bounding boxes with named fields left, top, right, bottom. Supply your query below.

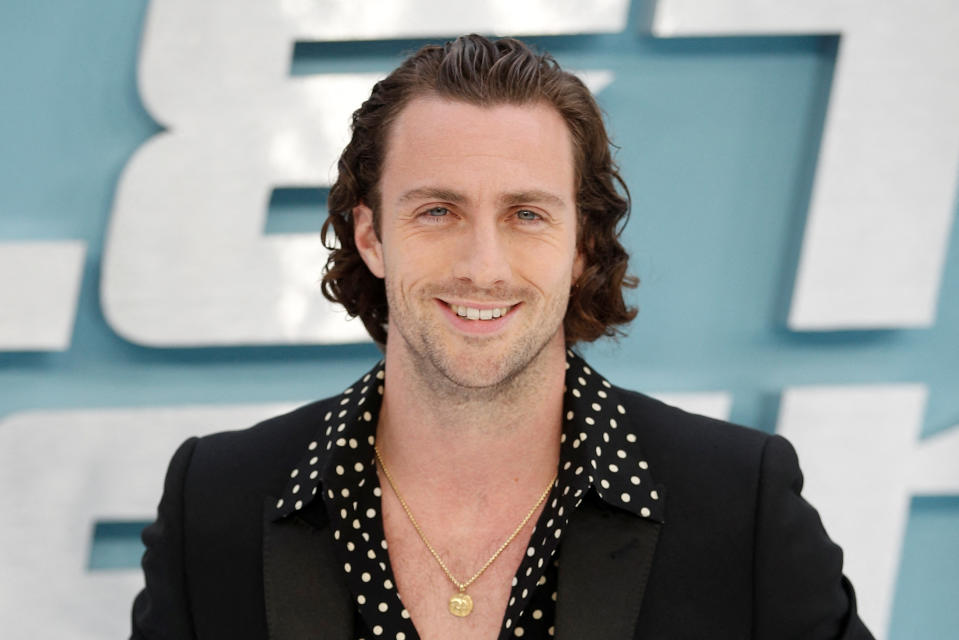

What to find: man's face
left=354, top=96, right=582, bottom=389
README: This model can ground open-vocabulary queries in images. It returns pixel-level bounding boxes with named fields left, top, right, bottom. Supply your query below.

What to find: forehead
left=379, top=96, right=576, bottom=206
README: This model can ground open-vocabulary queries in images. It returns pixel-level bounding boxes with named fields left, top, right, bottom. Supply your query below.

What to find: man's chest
left=380, top=495, right=540, bottom=640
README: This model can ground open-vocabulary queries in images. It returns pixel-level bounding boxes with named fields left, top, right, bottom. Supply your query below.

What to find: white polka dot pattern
left=270, top=352, right=664, bottom=639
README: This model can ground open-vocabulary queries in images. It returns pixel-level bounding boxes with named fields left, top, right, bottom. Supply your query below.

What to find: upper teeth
left=451, top=304, right=512, bottom=320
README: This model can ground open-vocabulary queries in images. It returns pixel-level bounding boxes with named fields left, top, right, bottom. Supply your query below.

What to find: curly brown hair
left=321, top=34, right=637, bottom=346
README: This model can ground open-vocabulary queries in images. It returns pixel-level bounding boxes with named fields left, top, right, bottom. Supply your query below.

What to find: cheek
left=515, top=254, right=577, bottom=298
left=382, top=242, right=443, bottom=292
left=514, top=235, right=579, bottom=277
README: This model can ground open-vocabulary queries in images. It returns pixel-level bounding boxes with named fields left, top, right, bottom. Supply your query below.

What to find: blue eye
left=516, top=209, right=541, bottom=221
left=425, top=206, right=449, bottom=217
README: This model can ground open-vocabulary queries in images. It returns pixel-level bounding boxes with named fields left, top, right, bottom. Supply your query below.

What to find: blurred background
left=1, top=1, right=957, bottom=638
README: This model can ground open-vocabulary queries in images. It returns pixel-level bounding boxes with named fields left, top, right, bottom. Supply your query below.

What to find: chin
left=426, top=349, right=513, bottom=390
left=435, top=333, right=557, bottom=391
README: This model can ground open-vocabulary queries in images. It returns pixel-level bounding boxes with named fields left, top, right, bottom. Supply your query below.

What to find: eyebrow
left=396, top=187, right=568, bottom=209
left=397, top=187, right=468, bottom=206
left=498, top=190, right=568, bottom=209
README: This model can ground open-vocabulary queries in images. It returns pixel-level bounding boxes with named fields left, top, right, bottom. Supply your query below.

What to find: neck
left=374, top=333, right=566, bottom=503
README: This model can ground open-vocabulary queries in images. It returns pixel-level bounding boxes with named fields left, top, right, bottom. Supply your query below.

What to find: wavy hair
left=321, top=35, right=637, bottom=345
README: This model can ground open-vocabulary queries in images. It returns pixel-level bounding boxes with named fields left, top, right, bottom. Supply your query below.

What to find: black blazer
left=131, top=385, right=873, bottom=639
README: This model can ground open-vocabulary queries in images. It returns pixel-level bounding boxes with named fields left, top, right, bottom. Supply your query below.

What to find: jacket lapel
left=262, top=497, right=353, bottom=640
left=555, top=495, right=661, bottom=640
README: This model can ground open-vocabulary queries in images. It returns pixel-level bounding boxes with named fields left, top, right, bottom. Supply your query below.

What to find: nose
left=451, top=217, right=512, bottom=288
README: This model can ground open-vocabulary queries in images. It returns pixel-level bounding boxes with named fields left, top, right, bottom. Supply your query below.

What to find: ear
left=353, top=203, right=385, bottom=279
left=572, top=249, right=585, bottom=284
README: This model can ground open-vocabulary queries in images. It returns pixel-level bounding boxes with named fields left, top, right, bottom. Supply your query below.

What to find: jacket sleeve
left=752, top=434, right=874, bottom=640
left=130, top=437, right=199, bottom=640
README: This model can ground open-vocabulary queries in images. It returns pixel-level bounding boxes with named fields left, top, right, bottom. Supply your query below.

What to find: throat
left=374, top=343, right=566, bottom=498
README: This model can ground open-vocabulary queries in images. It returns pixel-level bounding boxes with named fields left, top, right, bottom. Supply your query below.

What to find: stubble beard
left=385, top=279, right=569, bottom=405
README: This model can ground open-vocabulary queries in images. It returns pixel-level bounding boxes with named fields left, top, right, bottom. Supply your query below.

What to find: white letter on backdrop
left=652, top=0, right=959, bottom=329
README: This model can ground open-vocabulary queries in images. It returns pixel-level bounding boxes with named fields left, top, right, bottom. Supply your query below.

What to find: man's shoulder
left=198, top=396, right=337, bottom=454
left=181, top=395, right=341, bottom=496
left=610, top=384, right=774, bottom=479
left=615, top=384, right=768, bottom=443
left=608, top=384, right=795, bottom=533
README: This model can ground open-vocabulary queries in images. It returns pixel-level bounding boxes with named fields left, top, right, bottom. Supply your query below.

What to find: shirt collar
left=273, top=351, right=663, bottom=523
left=560, top=349, right=664, bottom=523
left=272, top=361, right=385, bottom=520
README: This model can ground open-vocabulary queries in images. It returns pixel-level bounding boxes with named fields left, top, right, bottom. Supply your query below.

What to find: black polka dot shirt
left=273, top=351, right=664, bottom=639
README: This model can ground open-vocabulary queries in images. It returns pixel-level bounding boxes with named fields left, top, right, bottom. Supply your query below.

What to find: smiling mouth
left=447, top=303, right=515, bottom=321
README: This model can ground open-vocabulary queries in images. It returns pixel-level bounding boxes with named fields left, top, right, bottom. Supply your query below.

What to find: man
left=132, top=35, right=873, bottom=639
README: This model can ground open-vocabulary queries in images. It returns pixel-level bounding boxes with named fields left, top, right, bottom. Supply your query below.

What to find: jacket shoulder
left=197, top=397, right=336, bottom=458
left=610, top=386, right=782, bottom=536
left=181, top=396, right=341, bottom=514
left=613, top=386, right=772, bottom=471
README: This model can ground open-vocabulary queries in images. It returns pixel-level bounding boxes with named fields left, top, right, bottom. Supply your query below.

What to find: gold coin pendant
left=449, top=592, right=474, bottom=617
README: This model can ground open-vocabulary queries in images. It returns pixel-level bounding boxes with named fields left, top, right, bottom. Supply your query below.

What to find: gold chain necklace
left=373, top=445, right=557, bottom=618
